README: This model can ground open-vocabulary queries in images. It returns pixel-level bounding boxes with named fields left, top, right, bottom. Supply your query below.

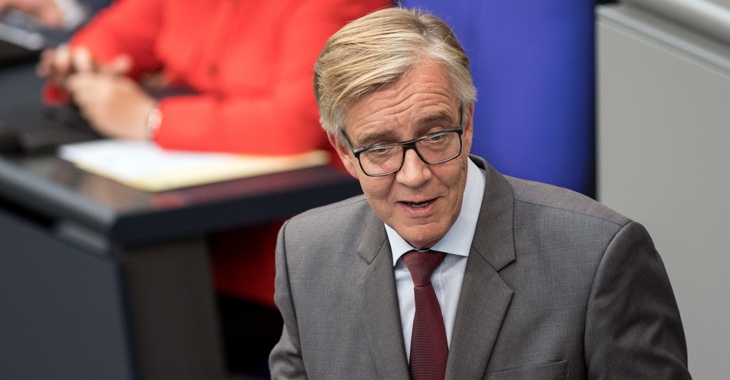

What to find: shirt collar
left=388, top=158, right=486, bottom=266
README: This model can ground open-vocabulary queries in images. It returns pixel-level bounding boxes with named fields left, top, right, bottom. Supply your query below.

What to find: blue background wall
left=400, top=0, right=595, bottom=196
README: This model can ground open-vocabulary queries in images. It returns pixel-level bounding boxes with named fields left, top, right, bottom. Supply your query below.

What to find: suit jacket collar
left=358, top=207, right=411, bottom=379
left=357, top=155, right=516, bottom=379
left=445, top=155, right=515, bottom=379
left=468, top=155, right=517, bottom=271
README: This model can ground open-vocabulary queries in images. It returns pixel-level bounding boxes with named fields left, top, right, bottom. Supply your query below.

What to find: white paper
left=58, top=140, right=329, bottom=191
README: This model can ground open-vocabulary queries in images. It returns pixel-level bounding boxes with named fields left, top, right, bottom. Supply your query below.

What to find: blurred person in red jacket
left=37, top=0, right=391, bottom=375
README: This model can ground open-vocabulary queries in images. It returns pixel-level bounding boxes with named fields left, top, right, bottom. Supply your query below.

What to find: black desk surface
left=0, top=62, right=362, bottom=249
left=0, top=152, right=361, bottom=248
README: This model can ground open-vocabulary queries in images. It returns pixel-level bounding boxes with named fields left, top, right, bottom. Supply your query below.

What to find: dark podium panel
left=0, top=207, right=133, bottom=380
left=0, top=152, right=362, bottom=380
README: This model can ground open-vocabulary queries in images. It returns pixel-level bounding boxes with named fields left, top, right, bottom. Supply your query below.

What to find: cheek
left=436, top=159, right=468, bottom=188
left=359, top=178, right=393, bottom=210
left=433, top=161, right=469, bottom=209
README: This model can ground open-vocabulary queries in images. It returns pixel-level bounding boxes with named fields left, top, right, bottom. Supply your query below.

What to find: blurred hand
left=38, top=45, right=152, bottom=140
left=0, top=0, right=63, bottom=28
left=37, top=44, right=101, bottom=88
left=66, top=69, right=156, bottom=141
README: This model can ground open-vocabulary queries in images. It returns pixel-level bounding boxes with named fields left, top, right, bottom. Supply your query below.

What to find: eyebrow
left=415, top=110, right=456, bottom=128
left=355, top=130, right=398, bottom=148
left=354, top=110, right=458, bottom=148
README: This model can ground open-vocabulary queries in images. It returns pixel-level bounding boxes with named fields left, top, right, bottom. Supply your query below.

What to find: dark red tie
left=402, top=250, right=448, bottom=380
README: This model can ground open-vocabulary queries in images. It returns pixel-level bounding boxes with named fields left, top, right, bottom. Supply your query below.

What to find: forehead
left=344, top=60, right=458, bottom=143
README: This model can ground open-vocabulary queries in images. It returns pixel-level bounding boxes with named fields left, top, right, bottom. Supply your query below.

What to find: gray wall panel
left=625, top=0, right=730, bottom=44
left=598, top=5, right=730, bottom=379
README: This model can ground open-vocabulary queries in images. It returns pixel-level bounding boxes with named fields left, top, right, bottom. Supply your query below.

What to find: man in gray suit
left=269, top=7, right=691, bottom=379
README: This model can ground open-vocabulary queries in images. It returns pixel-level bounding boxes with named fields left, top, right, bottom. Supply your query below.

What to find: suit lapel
left=357, top=210, right=411, bottom=380
left=445, top=157, right=516, bottom=379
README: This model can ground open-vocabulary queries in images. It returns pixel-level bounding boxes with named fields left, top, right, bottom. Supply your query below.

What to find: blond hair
left=313, top=7, right=477, bottom=140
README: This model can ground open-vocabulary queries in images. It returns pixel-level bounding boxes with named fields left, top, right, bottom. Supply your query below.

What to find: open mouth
left=406, top=199, right=434, bottom=208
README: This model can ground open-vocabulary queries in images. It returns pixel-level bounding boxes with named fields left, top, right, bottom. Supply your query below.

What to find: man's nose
left=396, top=148, right=430, bottom=186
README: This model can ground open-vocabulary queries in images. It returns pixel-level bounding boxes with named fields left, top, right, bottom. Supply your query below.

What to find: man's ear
left=461, top=102, right=475, bottom=155
left=328, top=133, right=359, bottom=178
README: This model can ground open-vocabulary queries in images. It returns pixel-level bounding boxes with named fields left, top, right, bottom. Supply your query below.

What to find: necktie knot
left=402, top=250, right=447, bottom=287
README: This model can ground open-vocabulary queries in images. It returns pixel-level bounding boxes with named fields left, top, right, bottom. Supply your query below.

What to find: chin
left=402, top=227, right=444, bottom=249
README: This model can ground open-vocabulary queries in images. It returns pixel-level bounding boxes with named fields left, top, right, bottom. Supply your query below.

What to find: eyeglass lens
left=359, top=130, right=462, bottom=176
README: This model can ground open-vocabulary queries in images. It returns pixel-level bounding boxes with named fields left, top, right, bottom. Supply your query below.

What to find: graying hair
left=313, top=7, right=477, bottom=141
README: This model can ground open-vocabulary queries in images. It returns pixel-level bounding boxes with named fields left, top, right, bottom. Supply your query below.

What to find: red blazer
left=72, top=0, right=390, bottom=307
left=73, top=0, right=388, bottom=156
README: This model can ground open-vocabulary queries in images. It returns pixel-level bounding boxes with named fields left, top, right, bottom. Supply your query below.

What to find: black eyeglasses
left=345, top=111, right=464, bottom=177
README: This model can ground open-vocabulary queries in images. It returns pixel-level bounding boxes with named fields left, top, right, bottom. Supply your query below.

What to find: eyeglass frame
left=343, top=107, right=465, bottom=177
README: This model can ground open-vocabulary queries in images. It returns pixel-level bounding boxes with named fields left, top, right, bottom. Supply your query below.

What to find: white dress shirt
left=386, top=158, right=486, bottom=360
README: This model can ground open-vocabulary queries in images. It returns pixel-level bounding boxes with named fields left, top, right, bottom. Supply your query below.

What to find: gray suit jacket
left=269, top=156, right=690, bottom=379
